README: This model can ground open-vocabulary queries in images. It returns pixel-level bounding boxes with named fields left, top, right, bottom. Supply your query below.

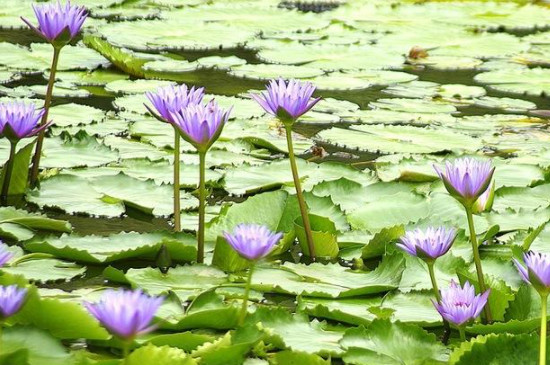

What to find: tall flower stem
left=284, top=125, right=316, bottom=261
left=427, top=261, right=451, bottom=343
left=540, top=293, right=548, bottom=365
left=30, top=47, right=61, bottom=187
left=122, top=340, right=131, bottom=365
left=1, top=142, right=18, bottom=206
left=197, top=151, right=206, bottom=264
left=465, top=207, right=492, bottom=323
left=458, top=327, right=466, bottom=341
left=172, top=128, right=181, bottom=232
left=239, top=263, right=255, bottom=326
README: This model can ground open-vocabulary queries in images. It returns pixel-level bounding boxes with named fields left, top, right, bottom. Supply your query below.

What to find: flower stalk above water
left=23, top=1, right=87, bottom=187
left=146, top=84, right=205, bottom=232
left=224, top=224, right=282, bottom=325
left=170, top=100, right=231, bottom=263
left=85, top=288, right=163, bottom=362
left=434, top=157, right=494, bottom=323
left=251, top=78, right=320, bottom=261
left=0, top=102, right=48, bottom=205
left=515, top=251, right=550, bottom=365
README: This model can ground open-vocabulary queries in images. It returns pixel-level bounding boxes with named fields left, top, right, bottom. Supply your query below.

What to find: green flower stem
left=122, top=340, right=131, bottom=365
left=427, top=261, right=451, bottom=343
left=239, top=262, right=255, bottom=326
left=197, top=151, right=206, bottom=264
left=465, top=207, right=492, bottom=323
left=30, top=46, right=61, bottom=187
left=459, top=327, right=466, bottom=341
left=540, top=292, right=548, bottom=365
left=284, top=125, right=316, bottom=261
left=173, top=128, right=181, bottom=232
left=1, top=141, right=17, bottom=206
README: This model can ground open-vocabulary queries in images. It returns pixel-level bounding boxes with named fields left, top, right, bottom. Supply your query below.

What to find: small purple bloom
left=169, top=100, right=231, bottom=152
left=22, top=1, right=87, bottom=45
left=0, top=102, right=48, bottom=142
left=145, top=84, right=205, bottom=123
left=251, top=78, right=321, bottom=123
left=0, top=243, right=13, bottom=267
left=434, top=157, right=495, bottom=207
left=397, top=227, right=457, bottom=261
left=85, top=289, right=163, bottom=340
left=515, top=251, right=550, bottom=293
left=223, top=224, right=283, bottom=261
left=0, top=285, right=27, bottom=319
left=433, top=280, right=489, bottom=326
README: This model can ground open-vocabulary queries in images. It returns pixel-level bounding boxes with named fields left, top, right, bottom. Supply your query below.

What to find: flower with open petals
left=22, top=1, right=87, bottom=47
left=433, top=280, right=489, bottom=326
left=224, top=224, right=283, bottom=261
left=0, top=102, right=47, bottom=142
left=398, top=227, right=457, bottom=261
left=169, top=100, right=231, bottom=152
left=515, top=251, right=550, bottom=294
left=0, top=285, right=27, bottom=319
left=0, top=243, right=13, bottom=267
left=251, top=78, right=321, bottom=124
left=145, top=84, right=205, bottom=122
left=85, top=289, right=163, bottom=340
left=434, top=157, right=495, bottom=208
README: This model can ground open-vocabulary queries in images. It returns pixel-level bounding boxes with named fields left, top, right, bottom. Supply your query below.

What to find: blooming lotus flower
left=434, top=157, right=495, bottom=208
left=0, top=285, right=27, bottom=319
left=0, top=102, right=47, bottom=142
left=398, top=227, right=457, bottom=261
left=85, top=289, right=163, bottom=340
left=433, top=280, right=489, bottom=326
left=224, top=224, right=283, bottom=261
left=169, top=100, right=231, bottom=152
left=22, top=1, right=87, bottom=47
left=515, top=251, right=550, bottom=294
left=251, top=78, right=321, bottom=124
left=145, top=84, right=205, bottom=122
left=0, top=243, right=13, bottom=267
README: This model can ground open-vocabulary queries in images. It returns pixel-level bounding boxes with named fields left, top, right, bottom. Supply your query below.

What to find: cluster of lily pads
left=0, top=0, right=548, bottom=364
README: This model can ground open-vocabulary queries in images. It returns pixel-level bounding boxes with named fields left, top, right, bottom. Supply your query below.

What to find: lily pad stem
left=284, top=124, right=316, bottom=261
left=197, top=150, right=206, bottom=264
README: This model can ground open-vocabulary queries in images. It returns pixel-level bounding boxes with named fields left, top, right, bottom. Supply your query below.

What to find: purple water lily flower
left=515, top=251, right=550, bottom=294
left=169, top=100, right=231, bottom=152
left=145, top=84, right=205, bottom=123
left=85, top=289, right=163, bottom=340
left=22, top=1, right=87, bottom=46
left=0, top=285, right=27, bottom=319
left=434, top=157, right=495, bottom=208
left=433, top=280, right=489, bottom=326
left=251, top=78, right=321, bottom=123
left=224, top=224, right=283, bottom=261
left=0, top=102, right=48, bottom=142
left=0, top=243, right=13, bottom=267
left=398, top=227, right=457, bottom=261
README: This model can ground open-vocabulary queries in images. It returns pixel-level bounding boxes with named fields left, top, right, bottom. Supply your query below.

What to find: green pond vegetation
left=0, top=0, right=549, bottom=364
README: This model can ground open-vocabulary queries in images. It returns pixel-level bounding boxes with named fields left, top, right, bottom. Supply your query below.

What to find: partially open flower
left=472, top=181, right=495, bottom=214
left=223, top=224, right=283, bottom=261
left=433, top=280, right=489, bottom=326
left=145, top=84, right=204, bottom=123
left=434, top=157, right=495, bottom=208
left=0, top=102, right=48, bottom=142
left=169, top=100, right=231, bottom=152
left=251, top=78, right=320, bottom=124
left=515, top=251, right=550, bottom=295
left=0, top=285, right=27, bottom=319
left=0, top=243, right=13, bottom=267
left=398, top=227, right=457, bottom=262
left=85, top=289, right=163, bottom=340
left=22, top=1, right=87, bottom=48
